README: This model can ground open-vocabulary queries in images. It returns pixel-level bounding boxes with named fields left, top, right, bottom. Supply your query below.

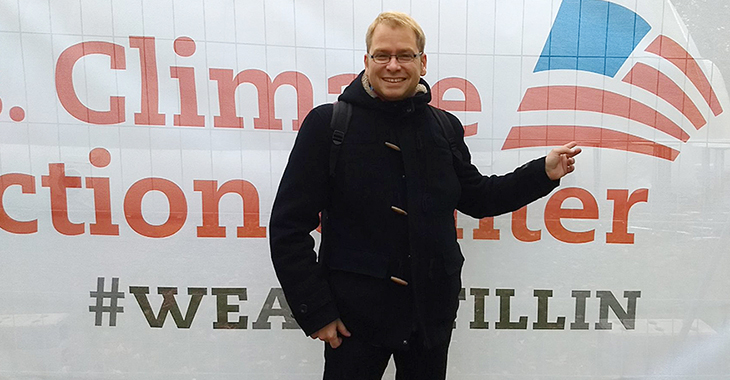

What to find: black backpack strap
left=329, top=101, right=352, bottom=177
left=429, top=106, right=464, bottom=162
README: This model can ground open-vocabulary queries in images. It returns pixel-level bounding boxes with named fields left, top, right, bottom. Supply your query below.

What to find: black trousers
left=323, top=331, right=451, bottom=380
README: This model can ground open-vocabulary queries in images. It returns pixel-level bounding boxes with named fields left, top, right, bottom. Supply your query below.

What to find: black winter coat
left=269, top=72, right=558, bottom=348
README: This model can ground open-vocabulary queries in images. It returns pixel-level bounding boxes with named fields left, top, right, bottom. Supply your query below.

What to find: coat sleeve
left=446, top=113, right=560, bottom=218
left=269, top=105, right=339, bottom=336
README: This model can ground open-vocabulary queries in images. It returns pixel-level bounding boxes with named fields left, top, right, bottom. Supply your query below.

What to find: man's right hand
left=310, top=318, right=351, bottom=349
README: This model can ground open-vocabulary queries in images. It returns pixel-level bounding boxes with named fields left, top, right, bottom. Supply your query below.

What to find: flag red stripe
left=623, top=62, right=706, bottom=130
left=646, top=35, right=723, bottom=116
left=518, top=86, right=690, bottom=142
left=502, top=125, right=680, bottom=161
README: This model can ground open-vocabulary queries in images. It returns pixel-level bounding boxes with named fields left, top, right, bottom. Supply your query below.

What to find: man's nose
left=385, top=57, right=401, bottom=70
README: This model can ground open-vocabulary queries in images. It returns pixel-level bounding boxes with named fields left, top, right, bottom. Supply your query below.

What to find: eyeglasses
left=369, top=52, right=423, bottom=64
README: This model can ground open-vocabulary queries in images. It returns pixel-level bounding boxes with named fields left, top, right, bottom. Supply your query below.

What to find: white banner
left=1, top=0, right=729, bottom=378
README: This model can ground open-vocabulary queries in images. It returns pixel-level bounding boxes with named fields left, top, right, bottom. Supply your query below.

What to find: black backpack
left=328, top=101, right=463, bottom=177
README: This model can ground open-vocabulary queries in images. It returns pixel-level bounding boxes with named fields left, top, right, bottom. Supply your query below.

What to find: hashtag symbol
left=89, top=277, right=125, bottom=326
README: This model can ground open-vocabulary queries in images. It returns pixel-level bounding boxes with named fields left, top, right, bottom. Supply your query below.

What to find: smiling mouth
left=383, top=78, right=406, bottom=83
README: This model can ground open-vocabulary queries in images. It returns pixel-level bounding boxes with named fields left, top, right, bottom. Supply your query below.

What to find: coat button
left=402, top=340, right=408, bottom=346
left=391, top=206, right=408, bottom=216
left=384, top=142, right=401, bottom=151
left=390, top=276, right=409, bottom=286
left=299, top=304, right=308, bottom=314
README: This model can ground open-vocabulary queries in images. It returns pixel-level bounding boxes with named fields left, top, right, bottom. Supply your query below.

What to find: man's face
left=364, top=24, right=427, bottom=102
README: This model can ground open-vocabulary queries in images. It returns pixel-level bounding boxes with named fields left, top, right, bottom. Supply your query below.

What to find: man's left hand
left=545, top=141, right=582, bottom=181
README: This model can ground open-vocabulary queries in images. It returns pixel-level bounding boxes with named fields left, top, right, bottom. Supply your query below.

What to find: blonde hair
left=365, top=11, right=426, bottom=53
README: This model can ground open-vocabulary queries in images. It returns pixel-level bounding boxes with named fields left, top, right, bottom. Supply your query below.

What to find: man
left=269, top=11, right=580, bottom=380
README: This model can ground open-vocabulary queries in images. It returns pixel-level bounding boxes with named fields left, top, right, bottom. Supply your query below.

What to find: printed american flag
left=503, top=0, right=725, bottom=161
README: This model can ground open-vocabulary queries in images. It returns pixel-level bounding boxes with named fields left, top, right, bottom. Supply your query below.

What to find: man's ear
left=420, top=53, right=427, bottom=76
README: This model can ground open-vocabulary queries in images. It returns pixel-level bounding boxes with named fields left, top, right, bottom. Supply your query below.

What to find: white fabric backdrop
left=1, top=0, right=729, bottom=378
